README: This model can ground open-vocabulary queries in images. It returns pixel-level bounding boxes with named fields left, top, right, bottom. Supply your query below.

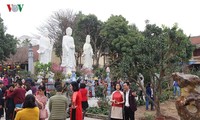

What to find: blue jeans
left=145, top=96, right=154, bottom=110
left=173, top=86, right=180, bottom=96
left=15, top=104, right=23, bottom=108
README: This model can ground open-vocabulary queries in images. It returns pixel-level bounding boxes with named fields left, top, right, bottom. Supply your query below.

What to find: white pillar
left=28, top=44, right=34, bottom=74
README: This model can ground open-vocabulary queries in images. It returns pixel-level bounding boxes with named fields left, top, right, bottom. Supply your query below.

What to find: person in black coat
left=146, top=83, right=154, bottom=110
left=123, top=82, right=137, bottom=120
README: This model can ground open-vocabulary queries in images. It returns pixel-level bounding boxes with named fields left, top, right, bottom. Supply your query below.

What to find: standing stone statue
left=82, top=35, right=93, bottom=70
left=49, top=39, right=54, bottom=63
left=138, top=73, right=144, bottom=88
left=37, top=32, right=52, bottom=64
left=61, top=27, right=76, bottom=74
left=138, top=73, right=144, bottom=101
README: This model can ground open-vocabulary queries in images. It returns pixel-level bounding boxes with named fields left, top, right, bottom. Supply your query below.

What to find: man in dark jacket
left=146, top=83, right=153, bottom=110
left=123, top=82, right=137, bottom=120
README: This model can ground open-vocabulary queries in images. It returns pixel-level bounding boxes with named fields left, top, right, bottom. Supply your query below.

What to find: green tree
left=72, top=11, right=86, bottom=66
left=109, top=24, right=144, bottom=78
left=0, top=17, right=18, bottom=63
left=111, top=21, right=194, bottom=117
left=21, top=39, right=31, bottom=47
left=100, top=15, right=130, bottom=66
left=35, top=62, right=52, bottom=79
left=101, top=15, right=129, bottom=46
left=75, top=14, right=104, bottom=66
left=140, top=23, right=194, bottom=117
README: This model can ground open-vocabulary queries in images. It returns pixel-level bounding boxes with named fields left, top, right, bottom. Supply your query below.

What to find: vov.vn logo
left=7, top=4, right=24, bottom=12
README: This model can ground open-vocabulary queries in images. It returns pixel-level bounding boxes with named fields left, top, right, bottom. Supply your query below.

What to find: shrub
left=95, top=85, right=104, bottom=98
left=87, top=97, right=110, bottom=115
left=160, top=90, right=172, bottom=102
left=17, top=70, right=31, bottom=79
left=94, top=68, right=106, bottom=79
left=87, top=106, right=109, bottom=115
left=53, top=71, right=66, bottom=80
left=137, top=99, right=145, bottom=106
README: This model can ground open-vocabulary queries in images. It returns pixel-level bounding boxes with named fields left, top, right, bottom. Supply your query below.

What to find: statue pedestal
left=81, top=68, right=93, bottom=76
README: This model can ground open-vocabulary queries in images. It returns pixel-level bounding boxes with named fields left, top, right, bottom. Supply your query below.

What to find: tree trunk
left=94, top=49, right=101, bottom=68
left=96, top=52, right=101, bottom=67
left=80, top=52, right=82, bottom=65
left=76, top=54, right=79, bottom=67
left=155, top=69, right=165, bottom=117
left=155, top=95, right=161, bottom=117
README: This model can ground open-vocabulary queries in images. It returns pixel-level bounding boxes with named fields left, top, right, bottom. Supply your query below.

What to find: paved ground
left=67, top=117, right=101, bottom=120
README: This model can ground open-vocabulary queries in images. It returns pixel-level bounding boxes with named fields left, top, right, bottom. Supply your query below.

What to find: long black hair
left=23, top=94, right=36, bottom=108
left=38, top=85, right=46, bottom=91
left=70, top=81, right=79, bottom=92
left=25, top=83, right=31, bottom=91
left=80, top=83, right=86, bottom=89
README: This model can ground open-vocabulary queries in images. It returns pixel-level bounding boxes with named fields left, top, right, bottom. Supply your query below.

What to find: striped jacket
left=49, top=92, right=68, bottom=120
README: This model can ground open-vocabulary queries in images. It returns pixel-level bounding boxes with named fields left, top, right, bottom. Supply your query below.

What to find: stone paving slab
left=56, top=116, right=102, bottom=120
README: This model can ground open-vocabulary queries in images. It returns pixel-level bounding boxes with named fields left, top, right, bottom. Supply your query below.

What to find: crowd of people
left=0, top=74, right=48, bottom=120
left=0, top=72, right=173, bottom=120
left=0, top=74, right=91, bottom=120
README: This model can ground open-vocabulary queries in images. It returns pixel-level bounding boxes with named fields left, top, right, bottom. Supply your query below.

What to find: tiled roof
left=190, top=36, right=200, bottom=45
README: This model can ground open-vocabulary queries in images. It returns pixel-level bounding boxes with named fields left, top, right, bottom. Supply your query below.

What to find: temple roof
left=190, top=36, right=200, bottom=45
left=4, top=45, right=39, bottom=64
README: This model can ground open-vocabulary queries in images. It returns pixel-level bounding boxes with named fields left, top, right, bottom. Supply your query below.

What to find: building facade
left=189, top=36, right=200, bottom=69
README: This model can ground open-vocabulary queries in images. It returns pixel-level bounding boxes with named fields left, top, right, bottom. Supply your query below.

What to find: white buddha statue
left=138, top=73, right=144, bottom=88
left=82, top=35, right=93, bottom=69
left=37, top=32, right=51, bottom=64
left=49, top=39, right=54, bottom=63
left=61, top=27, right=76, bottom=73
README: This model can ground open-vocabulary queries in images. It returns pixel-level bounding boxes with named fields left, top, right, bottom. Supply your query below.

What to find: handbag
left=40, top=108, right=48, bottom=119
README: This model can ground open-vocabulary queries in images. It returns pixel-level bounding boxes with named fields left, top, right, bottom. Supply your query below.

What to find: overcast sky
left=0, top=0, right=200, bottom=38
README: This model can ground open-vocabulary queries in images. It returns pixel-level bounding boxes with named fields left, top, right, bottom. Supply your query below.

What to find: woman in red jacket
left=79, top=83, right=88, bottom=119
left=70, top=81, right=82, bottom=120
left=110, top=83, right=124, bottom=120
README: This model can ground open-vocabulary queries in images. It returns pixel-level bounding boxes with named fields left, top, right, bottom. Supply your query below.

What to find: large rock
left=172, top=72, right=200, bottom=120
